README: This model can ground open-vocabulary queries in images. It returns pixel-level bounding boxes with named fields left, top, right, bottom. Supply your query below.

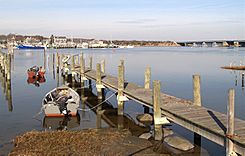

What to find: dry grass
left=9, top=128, right=157, bottom=156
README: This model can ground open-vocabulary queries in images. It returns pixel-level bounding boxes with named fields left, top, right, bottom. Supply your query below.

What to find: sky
left=0, top=0, right=244, bottom=41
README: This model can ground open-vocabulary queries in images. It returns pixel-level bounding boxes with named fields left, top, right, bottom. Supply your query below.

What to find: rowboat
left=221, top=66, right=245, bottom=70
left=27, top=66, right=45, bottom=78
left=27, top=76, right=46, bottom=87
left=42, top=86, right=80, bottom=117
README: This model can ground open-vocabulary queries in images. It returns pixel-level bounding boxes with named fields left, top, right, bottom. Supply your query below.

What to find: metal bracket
left=117, top=95, right=129, bottom=102
left=154, top=116, right=170, bottom=125
left=81, top=77, right=88, bottom=81
left=96, top=84, right=105, bottom=89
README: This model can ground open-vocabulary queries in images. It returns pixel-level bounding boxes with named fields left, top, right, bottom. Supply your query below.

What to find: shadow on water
left=60, top=74, right=210, bottom=155
left=3, top=48, right=245, bottom=155
left=43, top=115, right=80, bottom=131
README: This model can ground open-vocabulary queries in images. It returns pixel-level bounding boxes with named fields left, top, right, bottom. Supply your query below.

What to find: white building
left=89, top=40, right=108, bottom=48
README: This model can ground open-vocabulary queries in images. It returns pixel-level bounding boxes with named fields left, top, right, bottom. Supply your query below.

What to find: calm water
left=0, top=47, right=245, bottom=155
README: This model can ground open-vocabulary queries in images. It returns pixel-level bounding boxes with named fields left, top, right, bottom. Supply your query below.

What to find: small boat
left=27, top=66, right=45, bottom=78
left=42, top=86, right=80, bottom=117
left=16, top=44, right=45, bottom=49
left=221, top=66, right=245, bottom=70
left=27, top=76, right=46, bottom=87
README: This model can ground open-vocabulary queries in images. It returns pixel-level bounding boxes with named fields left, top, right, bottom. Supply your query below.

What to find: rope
left=32, top=106, right=44, bottom=119
left=75, top=82, right=96, bottom=90
left=77, top=91, right=117, bottom=112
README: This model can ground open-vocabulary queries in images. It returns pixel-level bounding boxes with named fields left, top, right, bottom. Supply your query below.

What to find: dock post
left=80, top=54, right=86, bottom=82
left=193, top=75, right=202, bottom=106
left=144, top=66, right=151, bottom=89
left=226, top=89, right=235, bottom=156
left=101, top=59, right=105, bottom=73
left=193, top=75, right=202, bottom=149
left=118, top=63, right=125, bottom=129
left=3, top=54, right=6, bottom=77
left=4, top=54, right=8, bottom=78
left=43, top=49, right=46, bottom=70
left=153, top=80, right=163, bottom=141
left=71, top=55, right=75, bottom=85
left=52, top=53, right=55, bottom=80
left=0, top=53, right=2, bottom=70
left=144, top=66, right=151, bottom=113
left=120, top=60, right=125, bottom=81
left=96, top=63, right=103, bottom=100
left=118, top=65, right=124, bottom=116
left=61, top=54, right=64, bottom=70
left=75, top=55, right=79, bottom=66
left=7, top=54, right=11, bottom=81
left=87, top=56, right=92, bottom=89
left=56, top=52, right=60, bottom=73
left=89, top=56, right=93, bottom=70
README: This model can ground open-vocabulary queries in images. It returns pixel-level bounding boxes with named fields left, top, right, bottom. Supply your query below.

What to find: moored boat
left=27, top=66, right=45, bottom=78
left=17, top=44, right=45, bottom=49
left=42, top=86, right=80, bottom=117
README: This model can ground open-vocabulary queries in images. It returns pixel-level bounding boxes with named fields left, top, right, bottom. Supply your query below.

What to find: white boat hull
left=42, top=86, right=80, bottom=117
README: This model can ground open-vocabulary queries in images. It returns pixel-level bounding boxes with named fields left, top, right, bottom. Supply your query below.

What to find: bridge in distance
left=177, top=40, right=245, bottom=47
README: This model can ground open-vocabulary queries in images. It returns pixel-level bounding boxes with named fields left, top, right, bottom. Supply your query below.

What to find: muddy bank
left=9, top=128, right=169, bottom=156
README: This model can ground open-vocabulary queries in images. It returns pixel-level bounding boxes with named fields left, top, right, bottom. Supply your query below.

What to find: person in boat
left=30, top=66, right=39, bottom=75
left=54, top=89, right=72, bottom=115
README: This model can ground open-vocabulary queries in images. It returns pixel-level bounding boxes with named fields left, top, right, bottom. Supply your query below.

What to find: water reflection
left=0, top=52, right=13, bottom=112
left=1, top=47, right=245, bottom=155
left=43, top=115, right=80, bottom=130
left=228, top=69, right=245, bottom=89
left=27, top=76, right=46, bottom=87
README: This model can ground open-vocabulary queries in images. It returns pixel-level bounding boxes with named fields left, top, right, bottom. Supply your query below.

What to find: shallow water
left=0, top=47, right=245, bottom=155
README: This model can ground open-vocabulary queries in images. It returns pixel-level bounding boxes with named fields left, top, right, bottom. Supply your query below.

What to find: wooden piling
left=101, top=59, right=105, bottom=73
left=144, top=66, right=151, bottom=89
left=61, top=54, right=64, bottom=69
left=226, top=89, right=235, bottom=156
left=43, top=49, right=46, bottom=70
left=7, top=54, right=11, bottom=81
left=118, top=65, right=124, bottom=116
left=193, top=75, right=202, bottom=106
left=120, top=60, right=125, bottom=82
left=96, top=63, right=102, bottom=99
left=56, top=52, right=60, bottom=73
left=153, top=80, right=162, bottom=141
left=3, top=54, right=7, bottom=76
left=52, top=53, right=55, bottom=79
left=71, top=55, right=75, bottom=84
left=89, top=56, right=93, bottom=70
left=80, top=55, right=85, bottom=82
left=75, top=55, right=79, bottom=66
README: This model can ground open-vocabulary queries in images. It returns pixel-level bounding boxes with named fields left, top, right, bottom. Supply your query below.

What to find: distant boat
left=16, top=44, right=45, bottom=49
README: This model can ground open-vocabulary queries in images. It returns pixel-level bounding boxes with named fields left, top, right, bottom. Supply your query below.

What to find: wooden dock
left=62, top=53, right=245, bottom=156
left=1, top=50, right=245, bottom=155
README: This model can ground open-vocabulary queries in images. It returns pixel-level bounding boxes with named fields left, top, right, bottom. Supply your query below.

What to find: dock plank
left=74, top=67, right=245, bottom=154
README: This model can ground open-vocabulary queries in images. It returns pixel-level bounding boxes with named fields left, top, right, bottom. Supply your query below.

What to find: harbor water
left=0, top=47, right=245, bottom=155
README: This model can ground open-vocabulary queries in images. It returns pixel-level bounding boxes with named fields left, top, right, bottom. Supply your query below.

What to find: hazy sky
left=0, top=0, right=244, bottom=41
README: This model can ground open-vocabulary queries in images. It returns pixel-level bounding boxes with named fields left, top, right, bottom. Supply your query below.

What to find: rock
left=164, top=135, right=194, bottom=151
left=136, top=113, right=153, bottom=126
left=139, top=132, right=152, bottom=140
left=163, top=128, right=173, bottom=137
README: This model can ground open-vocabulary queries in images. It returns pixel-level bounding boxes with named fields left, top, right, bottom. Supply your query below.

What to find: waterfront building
left=89, top=40, right=108, bottom=48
